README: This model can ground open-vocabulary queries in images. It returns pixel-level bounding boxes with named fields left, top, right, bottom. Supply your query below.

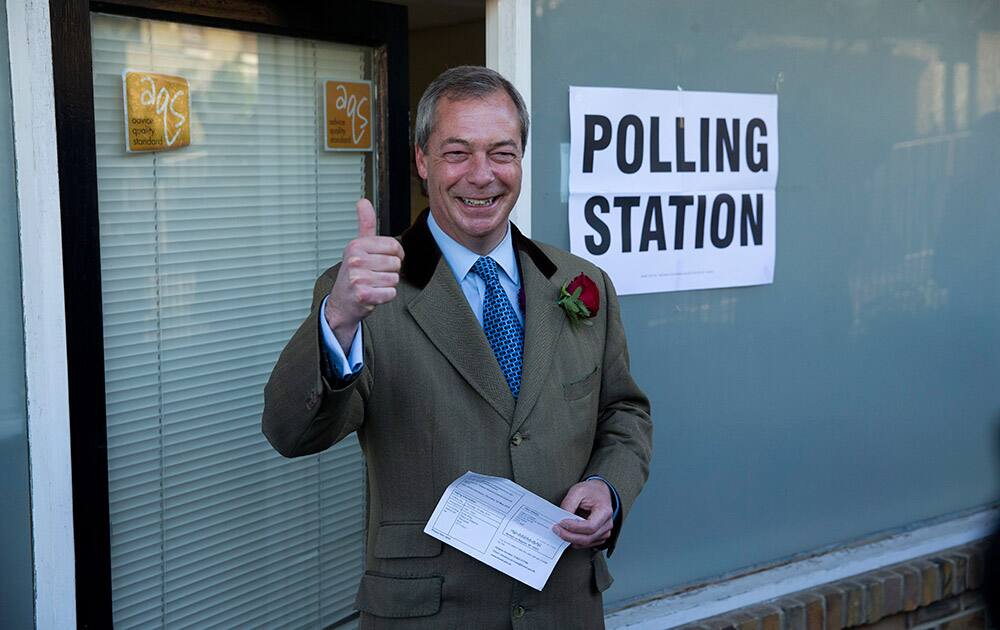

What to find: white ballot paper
left=424, top=471, right=583, bottom=591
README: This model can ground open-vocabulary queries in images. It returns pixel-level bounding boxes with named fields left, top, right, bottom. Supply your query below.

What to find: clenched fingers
left=552, top=479, right=614, bottom=549
left=552, top=514, right=613, bottom=549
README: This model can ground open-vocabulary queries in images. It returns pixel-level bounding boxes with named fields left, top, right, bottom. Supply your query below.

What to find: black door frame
left=49, top=1, right=408, bottom=627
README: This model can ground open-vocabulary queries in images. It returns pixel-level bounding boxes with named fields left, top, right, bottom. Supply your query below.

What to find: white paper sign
left=424, top=472, right=582, bottom=591
left=569, top=86, right=779, bottom=295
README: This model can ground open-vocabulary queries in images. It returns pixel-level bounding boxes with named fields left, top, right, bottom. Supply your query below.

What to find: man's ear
left=414, top=144, right=428, bottom=180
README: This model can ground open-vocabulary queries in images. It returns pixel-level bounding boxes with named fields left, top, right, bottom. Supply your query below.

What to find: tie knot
left=471, top=256, right=500, bottom=283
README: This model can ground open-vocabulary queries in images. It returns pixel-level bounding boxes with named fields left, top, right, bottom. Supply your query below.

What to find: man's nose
left=464, top=152, right=495, bottom=187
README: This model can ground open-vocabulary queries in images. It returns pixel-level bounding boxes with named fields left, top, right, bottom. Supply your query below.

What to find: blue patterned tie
left=471, top=256, right=524, bottom=398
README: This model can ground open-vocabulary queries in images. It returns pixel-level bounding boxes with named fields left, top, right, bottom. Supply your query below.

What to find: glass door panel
left=91, top=13, right=367, bottom=629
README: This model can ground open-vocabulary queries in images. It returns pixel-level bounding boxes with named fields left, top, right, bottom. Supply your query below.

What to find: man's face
left=415, top=91, right=523, bottom=254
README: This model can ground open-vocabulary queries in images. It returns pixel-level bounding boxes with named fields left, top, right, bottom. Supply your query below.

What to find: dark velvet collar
left=400, top=208, right=558, bottom=289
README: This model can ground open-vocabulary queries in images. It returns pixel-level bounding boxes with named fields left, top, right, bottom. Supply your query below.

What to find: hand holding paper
left=552, top=478, right=613, bottom=549
left=423, top=472, right=584, bottom=591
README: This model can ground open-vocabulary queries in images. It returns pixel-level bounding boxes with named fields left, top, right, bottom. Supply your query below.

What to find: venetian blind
left=92, top=13, right=366, bottom=629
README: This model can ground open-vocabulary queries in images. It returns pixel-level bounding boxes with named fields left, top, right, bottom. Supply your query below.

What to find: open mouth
left=459, top=196, right=499, bottom=208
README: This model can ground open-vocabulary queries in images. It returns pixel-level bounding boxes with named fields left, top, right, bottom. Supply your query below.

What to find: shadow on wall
left=934, top=111, right=1000, bottom=334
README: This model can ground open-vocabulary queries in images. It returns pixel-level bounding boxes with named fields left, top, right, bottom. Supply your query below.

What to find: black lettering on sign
left=584, top=196, right=611, bottom=255
left=741, top=193, right=764, bottom=246
left=700, top=118, right=710, bottom=172
left=747, top=118, right=768, bottom=172
left=614, top=196, right=640, bottom=253
left=640, top=196, right=666, bottom=252
left=583, top=115, right=612, bottom=173
left=695, top=195, right=707, bottom=249
left=650, top=117, right=671, bottom=172
left=616, top=115, right=643, bottom=174
left=675, top=117, right=695, bottom=172
left=711, top=194, right=736, bottom=248
left=670, top=195, right=694, bottom=250
left=716, top=118, right=740, bottom=172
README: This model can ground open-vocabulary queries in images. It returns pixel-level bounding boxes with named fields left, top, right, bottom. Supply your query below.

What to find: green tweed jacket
left=262, top=211, right=653, bottom=629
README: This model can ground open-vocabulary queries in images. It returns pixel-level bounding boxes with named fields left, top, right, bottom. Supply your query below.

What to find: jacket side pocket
left=355, top=573, right=443, bottom=618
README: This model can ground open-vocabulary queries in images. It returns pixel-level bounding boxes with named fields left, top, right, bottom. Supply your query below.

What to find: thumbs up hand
left=324, top=199, right=405, bottom=354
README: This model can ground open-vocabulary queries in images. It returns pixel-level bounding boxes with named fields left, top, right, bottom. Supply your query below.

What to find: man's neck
left=426, top=211, right=518, bottom=286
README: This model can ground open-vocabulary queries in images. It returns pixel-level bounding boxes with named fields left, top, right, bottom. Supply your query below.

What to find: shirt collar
left=426, top=211, right=520, bottom=287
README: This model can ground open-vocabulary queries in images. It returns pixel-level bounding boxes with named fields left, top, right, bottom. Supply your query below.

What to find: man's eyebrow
left=438, top=138, right=520, bottom=151
left=489, top=140, right=519, bottom=151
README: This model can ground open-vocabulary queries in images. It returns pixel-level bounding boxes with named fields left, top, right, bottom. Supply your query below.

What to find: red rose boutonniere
left=557, top=273, right=600, bottom=326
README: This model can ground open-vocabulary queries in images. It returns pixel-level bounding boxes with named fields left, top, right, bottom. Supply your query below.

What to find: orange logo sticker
left=123, top=71, right=191, bottom=153
left=324, top=80, right=373, bottom=151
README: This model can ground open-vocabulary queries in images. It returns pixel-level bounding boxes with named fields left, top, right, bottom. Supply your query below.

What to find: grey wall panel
left=0, top=1, right=34, bottom=627
left=531, top=0, right=1000, bottom=605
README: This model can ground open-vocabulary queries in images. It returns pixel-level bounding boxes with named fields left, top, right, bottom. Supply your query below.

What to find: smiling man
left=262, top=66, right=652, bottom=629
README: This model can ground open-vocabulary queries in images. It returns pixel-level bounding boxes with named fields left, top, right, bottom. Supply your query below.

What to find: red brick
left=939, top=608, right=986, bottom=630
left=762, top=607, right=783, bottom=630
left=949, top=553, right=969, bottom=595
left=800, top=595, right=825, bottom=630
left=931, top=556, right=956, bottom=597
left=709, top=617, right=741, bottom=630
left=877, top=570, right=904, bottom=616
left=860, top=576, right=885, bottom=623
left=819, top=586, right=845, bottom=630
left=914, top=560, right=942, bottom=606
left=959, top=592, right=984, bottom=610
left=725, top=611, right=760, bottom=630
left=912, top=595, right=961, bottom=625
left=779, top=598, right=806, bottom=630
left=753, top=606, right=783, bottom=630
left=864, top=612, right=906, bottom=630
left=966, top=549, right=983, bottom=590
left=843, top=581, right=865, bottom=627
left=894, top=565, right=922, bottom=611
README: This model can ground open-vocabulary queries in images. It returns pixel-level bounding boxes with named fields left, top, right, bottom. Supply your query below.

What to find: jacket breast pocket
left=355, top=572, right=443, bottom=618
left=373, top=521, right=443, bottom=559
left=563, top=366, right=599, bottom=401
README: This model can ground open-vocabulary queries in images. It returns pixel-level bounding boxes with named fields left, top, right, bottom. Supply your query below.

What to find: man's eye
left=444, top=151, right=468, bottom=161
left=492, top=152, right=517, bottom=163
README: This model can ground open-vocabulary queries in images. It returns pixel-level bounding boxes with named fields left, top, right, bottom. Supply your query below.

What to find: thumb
left=560, top=485, right=585, bottom=514
left=356, top=198, right=377, bottom=238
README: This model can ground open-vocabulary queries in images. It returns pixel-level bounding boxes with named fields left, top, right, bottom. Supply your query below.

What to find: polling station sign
left=569, top=87, right=778, bottom=295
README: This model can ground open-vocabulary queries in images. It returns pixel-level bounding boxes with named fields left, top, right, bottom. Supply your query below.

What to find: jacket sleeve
left=582, top=269, right=653, bottom=554
left=261, top=265, right=373, bottom=457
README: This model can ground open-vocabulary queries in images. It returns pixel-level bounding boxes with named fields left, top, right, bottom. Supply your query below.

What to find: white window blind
left=92, top=13, right=367, bottom=629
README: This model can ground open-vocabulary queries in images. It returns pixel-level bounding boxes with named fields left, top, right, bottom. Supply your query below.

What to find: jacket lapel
left=402, top=211, right=516, bottom=422
left=510, top=226, right=564, bottom=434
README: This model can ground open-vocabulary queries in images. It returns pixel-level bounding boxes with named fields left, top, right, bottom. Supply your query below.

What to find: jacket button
left=510, top=432, right=523, bottom=446
left=512, top=605, right=525, bottom=619
left=305, top=391, right=318, bottom=410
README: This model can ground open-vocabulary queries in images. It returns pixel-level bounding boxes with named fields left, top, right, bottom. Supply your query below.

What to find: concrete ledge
left=607, top=508, right=995, bottom=629
left=676, top=541, right=987, bottom=630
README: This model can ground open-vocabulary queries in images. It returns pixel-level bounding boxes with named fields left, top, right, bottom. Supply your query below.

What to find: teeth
left=462, top=197, right=496, bottom=207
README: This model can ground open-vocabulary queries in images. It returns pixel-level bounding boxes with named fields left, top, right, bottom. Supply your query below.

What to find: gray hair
left=414, top=65, right=529, bottom=152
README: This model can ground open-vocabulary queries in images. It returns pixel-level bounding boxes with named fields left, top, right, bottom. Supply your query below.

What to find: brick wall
left=678, top=541, right=988, bottom=630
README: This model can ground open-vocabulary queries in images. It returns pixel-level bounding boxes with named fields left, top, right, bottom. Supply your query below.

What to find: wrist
left=324, top=299, right=359, bottom=353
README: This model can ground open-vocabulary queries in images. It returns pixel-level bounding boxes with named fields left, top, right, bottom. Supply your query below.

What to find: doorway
left=52, top=1, right=407, bottom=628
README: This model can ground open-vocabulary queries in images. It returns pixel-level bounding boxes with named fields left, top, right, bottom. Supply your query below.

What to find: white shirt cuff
left=319, top=295, right=364, bottom=379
